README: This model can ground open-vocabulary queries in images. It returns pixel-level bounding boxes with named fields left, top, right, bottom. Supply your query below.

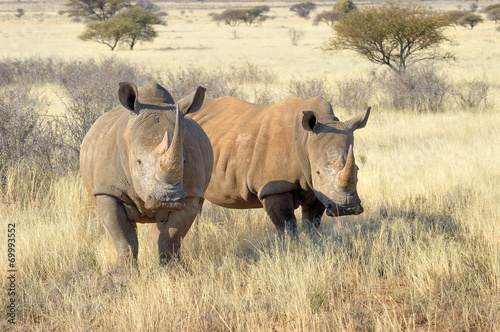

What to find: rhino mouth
left=326, top=204, right=363, bottom=217
left=314, top=190, right=363, bottom=217
left=144, top=192, right=187, bottom=211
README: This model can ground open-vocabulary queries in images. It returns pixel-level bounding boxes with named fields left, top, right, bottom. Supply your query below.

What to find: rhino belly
left=203, top=178, right=263, bottom=209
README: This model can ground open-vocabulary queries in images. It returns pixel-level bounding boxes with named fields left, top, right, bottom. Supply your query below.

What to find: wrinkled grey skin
left=80, top=82, right=213, bottom=275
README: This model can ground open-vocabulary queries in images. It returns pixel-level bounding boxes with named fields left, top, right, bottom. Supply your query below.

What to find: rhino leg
left=152, top=197, right=201, bottom=265
left=97, top=195, right=139, bottom=274
left=301, top=196, right=325, bottom=230
left=261, top=193, right=298, bottom=238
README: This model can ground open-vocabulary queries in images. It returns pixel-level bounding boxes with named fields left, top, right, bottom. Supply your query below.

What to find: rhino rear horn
left=159, top=105, right=184, bottom=183
left=333, top=153, right=345, bottom=170
left=338, top=145, right=356, bottom=191
left=119, top=82, right=142, bottom=114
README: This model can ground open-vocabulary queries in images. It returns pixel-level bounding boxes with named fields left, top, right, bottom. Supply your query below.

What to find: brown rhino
left=80, top=81, right=213, bottom=273
left=187, top=96, right=370, bottom=236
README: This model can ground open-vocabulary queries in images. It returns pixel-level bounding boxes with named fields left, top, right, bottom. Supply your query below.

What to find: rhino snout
left=325, top=203, right=363, bottom=217
left=144, top=190, right=187, bottom=211
left=315, top=190, right=363, bottom=217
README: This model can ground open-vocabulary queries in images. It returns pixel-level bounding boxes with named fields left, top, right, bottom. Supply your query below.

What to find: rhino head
left=118, top=82, right=205, bottom=211
left=298, top=102, right=370, bottom=217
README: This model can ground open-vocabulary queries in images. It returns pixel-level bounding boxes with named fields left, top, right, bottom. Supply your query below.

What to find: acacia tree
left=79, top=7, right=164, bottom=50
left=485, top=4, right=500, bottom=13
left=323, top=1, right=455, bottom=74
left=212, top=9, right=247, bottom=27
left=15, top=8, right=25, bottom=19
left=116, top=7, right=165, bottom=49
left=290, top=2, right=317, bottom=19
left=458, top=13, right=483, bottom=29
left=313, top=10, right=344, bottom=26
left=487, top=8, right=500, bottom=24
left=65, top=0, right=131, bottom=21
left=333, top=0, right=356, bottom=13
left=211, top=7, right=269, bottom=27
left=79, top=18, right=127, bottom=50
left=447, top=10, right=468, bottom=24
left=244, top=6, right=270, bottom=25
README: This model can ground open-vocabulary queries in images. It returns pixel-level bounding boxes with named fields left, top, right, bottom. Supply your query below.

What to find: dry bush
left=453, top=78, right=490, bottom=110
left=229, top=61, right=277, bottom=86
left=0, top=84, right=61, bottom=186
left=288, top=27, right=304, bottom=46
left=378, top=66, right=452, bottom=112
left=252, top=81, right=277, bottom=104
left=333, top=75, right=374, bottom=112
left=288, top=76, right=334, bottom=102
left=0, top=56, right=62, bottom=85
left=161, top=66, right=244, bottom=100
left=58, top=57, right=152, bottom=166
left=0, top=83, right=71, bottom=205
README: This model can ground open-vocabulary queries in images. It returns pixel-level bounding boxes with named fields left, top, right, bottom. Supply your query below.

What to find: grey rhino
left=187, top=96, right=369, bottom=236
left=80, top=81, right=213, bottom=273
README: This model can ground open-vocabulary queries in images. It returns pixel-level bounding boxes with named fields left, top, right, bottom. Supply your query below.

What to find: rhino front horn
left=338, top=145, right=356, bottom=191
left=159, top=105, right=184, bottom=183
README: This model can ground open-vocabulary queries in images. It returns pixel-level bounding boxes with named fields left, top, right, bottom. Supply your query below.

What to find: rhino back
left=188, top=97, right=305, bottom=208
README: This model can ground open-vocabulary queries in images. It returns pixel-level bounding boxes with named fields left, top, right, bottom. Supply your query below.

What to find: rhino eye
left=137, top=159, right=142, bottom=165
left=316, top=171, right=320, bottom=175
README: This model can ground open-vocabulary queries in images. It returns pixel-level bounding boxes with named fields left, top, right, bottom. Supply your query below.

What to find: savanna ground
left=1, top=0, right=499, bottom=330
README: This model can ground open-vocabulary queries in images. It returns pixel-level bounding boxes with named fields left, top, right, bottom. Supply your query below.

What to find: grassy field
left=1, top=1, right=499, bottom=331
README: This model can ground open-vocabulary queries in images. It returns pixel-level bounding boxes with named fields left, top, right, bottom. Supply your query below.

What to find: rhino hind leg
left=153, top=197, right=201, bottom=265
left=262, top=193, right=298, bottom=239
left=301, top=196, right=325, bottom=231
left=97, top=195, right=139, bottom=275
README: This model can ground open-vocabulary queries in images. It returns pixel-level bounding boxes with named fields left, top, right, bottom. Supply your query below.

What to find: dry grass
left=1, top=1, right=499, bottom=331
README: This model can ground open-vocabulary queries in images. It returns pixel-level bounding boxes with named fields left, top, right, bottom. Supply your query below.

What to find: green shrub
left=333, top=0, right=356, bottom=13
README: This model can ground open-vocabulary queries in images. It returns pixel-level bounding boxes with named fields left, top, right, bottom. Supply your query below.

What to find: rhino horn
left=333, top=154, right=345, bottom=170
left=338, top=145, right=356, bottom=191
left=158, top=105, right=184, bottom=183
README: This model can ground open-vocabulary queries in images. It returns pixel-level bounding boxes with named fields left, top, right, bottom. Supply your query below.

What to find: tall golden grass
left=1, top=1, right=499, bottom=331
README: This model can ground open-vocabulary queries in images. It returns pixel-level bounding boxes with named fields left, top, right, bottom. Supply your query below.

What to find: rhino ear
left=119, top=82, right=141, bottom=114
left=177, top=86, right=206, bottom=115
left=302, top=111, right=319, bottom=132
left=345, top=107, right=371, bottom=131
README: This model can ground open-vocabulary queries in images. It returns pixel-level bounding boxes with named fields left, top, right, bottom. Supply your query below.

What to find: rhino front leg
left=97, top=195, right=139, bottom=275
left=301, top=196, right=325, bottom=230
left=151, top=197, right=201, bottom=265
left=262, top=193, right=298, bottom=239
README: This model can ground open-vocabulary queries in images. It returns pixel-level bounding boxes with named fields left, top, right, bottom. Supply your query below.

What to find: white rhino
left=187, top=96, right=370, bottom=236
left=80, top=82, right=213, bottom=274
